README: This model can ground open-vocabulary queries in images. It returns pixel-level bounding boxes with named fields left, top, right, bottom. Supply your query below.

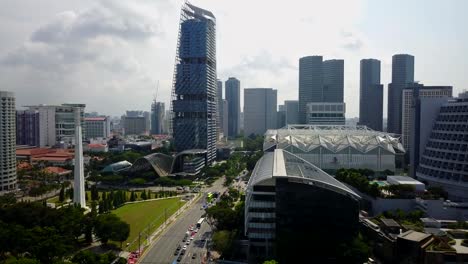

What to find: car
left=186, top=240, right=190, bottom=245
left=180, top=249, right=186, bottom=255
left=177, top=245, right=181, bottom=251
left=192, top=253, right=197, bottom=259
left=177, top=255, right=182, bottom=262
left=182, top=245, right=187, bottom=250
left=174, top=250, right=178, bottom=256
left=190, top=236, right=194, bottom=241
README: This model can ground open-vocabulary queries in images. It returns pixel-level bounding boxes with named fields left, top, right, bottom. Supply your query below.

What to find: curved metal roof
left=264, top=125, right=405, bottom=154
left=248, top=149, right=360, bottom=201
left=130, top=153, right=174, bottom=177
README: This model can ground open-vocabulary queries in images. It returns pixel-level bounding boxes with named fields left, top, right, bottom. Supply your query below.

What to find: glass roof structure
left=248, top=149, right=360, bottom=201
left=264, top=125, right=405, bottom=154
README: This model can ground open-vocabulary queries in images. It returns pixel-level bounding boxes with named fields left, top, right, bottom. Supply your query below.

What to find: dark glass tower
left=359, top=59, right=383, bottom=131
left=225, top=77, right=240, bottom=138
left=151, top=101, right=165, bottom=135
left=387, top=54, right=414, bottom=134
left=172, top=3, right=217, bottom=163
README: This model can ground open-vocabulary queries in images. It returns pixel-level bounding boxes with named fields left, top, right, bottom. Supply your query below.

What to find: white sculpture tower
left=73, top=108, right=86, bottom=207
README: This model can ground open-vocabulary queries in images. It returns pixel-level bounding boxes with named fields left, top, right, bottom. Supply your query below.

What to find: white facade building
left=264, top=125, right=405, bottom=171
left=306, top=102, right=346, bottom=125
left=84, top=116, right=111, bottom=139
left=0, top=91, right=17, bottom=192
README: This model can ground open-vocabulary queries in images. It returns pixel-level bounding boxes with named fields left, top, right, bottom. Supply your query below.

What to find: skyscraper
left=359, top=59, right=383, bottom=131
left=416, top=96, right=468, bottom=201
left=244, top=88, right=277, bottom=136
left=277, top=104, right=286, bottom=128
left=387, top=54, right=414, bottom=134
left=285, top=100, right=299, bottom=124
left=172, top=3, right=217, bottom=163
left=0, top=91, right=17, bottom=192
left=151, top=101, right=165, bottom=135
left=16, top=110, right=40, bottom=146
left=299, top=56, right=323, bottom=123
left=222, top=99, right=229, bottom=137
left=225, top=77, right=240, bottom=138
left=298, top=56, right=344, bottom=124
left=323, top=59, right=344, bottom=102
left=217, top=79, right=224, bottom=138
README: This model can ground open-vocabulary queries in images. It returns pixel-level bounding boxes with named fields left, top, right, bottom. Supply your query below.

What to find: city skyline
left=1, top=0, right=467, bottom=118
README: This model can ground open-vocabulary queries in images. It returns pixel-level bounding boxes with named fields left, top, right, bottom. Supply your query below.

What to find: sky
left=1, top=0, right=467, bottom=118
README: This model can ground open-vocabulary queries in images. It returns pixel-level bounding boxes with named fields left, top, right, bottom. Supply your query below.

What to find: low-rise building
left=387, top=175, right=426, bottom=193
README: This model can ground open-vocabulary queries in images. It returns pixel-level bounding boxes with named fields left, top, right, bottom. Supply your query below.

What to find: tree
left=94, top=214, right=130, bottom=246
left=263, top=261, right=278, bottom=264
left=58, top=186, right=65, bottom=202
left=212, top=230, right=233, bottom=255
left=4, top=257, right=40, bottom=264
left=90, top=185, right=99, bottom=201
left=130, top=191, right=136, bottom=202
left=141, top=190, right=147, bottom=200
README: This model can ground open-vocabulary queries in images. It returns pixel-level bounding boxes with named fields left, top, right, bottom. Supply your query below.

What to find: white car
left=183, top=245, right=187, bottom=250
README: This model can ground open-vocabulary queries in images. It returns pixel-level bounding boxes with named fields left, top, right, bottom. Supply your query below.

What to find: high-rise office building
left=217, top=80, right=224, bottom=138
left=323, top=59, right=344, bottom=102
left=402, top=85, right=452, bottom=151
left=244, top=88, right=277, bottom=136
left=0, top=91, right=17, bottom=192
left=406, top=85, right=452, bottom=178
left=27, top=104, right=85, bottom=147
left=299, top=56, right=323, bottom=123
left=416, top=96, right=468, bottom=201
left=359, top=59, right=383, bottom=131
left=285, top=100, right=299, bottom=124
left=306, top=102, right=346, bottom=125
left=225, top=77, right=240, bottom=138
left=151, top=101, right=165, bottom=135
left=387, top=54, right=414, bottom=134
left=299, top=56, right=344, bottom=124
left=172, top=3, right=217, bottom=163
left=16, top=110, right=40, bottom=146
left=277, top=104, right=286, bottom=128
left=122, top=115, right=147, bottom=135
left=84, top=116, right=111, bottom=139
left=222, top=100, right=229, bottom=137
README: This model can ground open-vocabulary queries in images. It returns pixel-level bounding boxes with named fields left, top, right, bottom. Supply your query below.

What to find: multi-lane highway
left=139, top=177, right=225, bottom=264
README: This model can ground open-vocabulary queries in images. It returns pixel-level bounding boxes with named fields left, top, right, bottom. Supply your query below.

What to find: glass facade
left=172, top=3, right=217, bottom=163
left=416, top=97, right=468, bottom=201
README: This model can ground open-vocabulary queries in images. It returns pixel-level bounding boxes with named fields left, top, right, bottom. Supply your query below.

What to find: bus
left=196, top=218, right=205, bottom=228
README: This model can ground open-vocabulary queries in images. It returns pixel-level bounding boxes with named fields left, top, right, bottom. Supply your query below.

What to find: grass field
left=111, top=197, right=185, bottom=250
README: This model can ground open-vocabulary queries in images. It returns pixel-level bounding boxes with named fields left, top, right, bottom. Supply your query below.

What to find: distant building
left=16, top=110, right=40, bottom=147
left=222, top=99, right=229, bottom=137
left=172, top=3, right=217, bottom=164
left=245, top=149, right=360, bottom=261
left=217, top=80, right=224, bottom=138
left=244, top=88, right=277, bottom=136
left=277, top=104, right=286, bottom=128
left=265, top=125, right=405, bottom=171
left=151, top=101, right=165, bottom=135
left=402, top=84, right=452, bottom=151
left=0, top=91, right=17, bottom=192
left=284, top=100, right=299, bottom=125
left=359, top=59, right=383, bottom=131
left=121, top=115, right=147, bottom=136
left=306, top=102, right=346, bottom=125
left=416, top=96, right=468, bottom=201
left=26, top=104, right=85, bottom=147
left=298, top=56, right=344, bottom=123
left=84, top=116, right=111, bottom=139
left=387, top=54, right=414, bottom=134
left=225, top=77, right=240, bottom=138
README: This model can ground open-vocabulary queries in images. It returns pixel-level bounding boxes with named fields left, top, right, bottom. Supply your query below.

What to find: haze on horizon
left=1, top=0, right=467, bottom=118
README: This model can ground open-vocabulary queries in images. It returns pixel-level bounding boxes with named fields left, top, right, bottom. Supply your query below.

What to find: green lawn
left=111, top=197, right=185, bottom=250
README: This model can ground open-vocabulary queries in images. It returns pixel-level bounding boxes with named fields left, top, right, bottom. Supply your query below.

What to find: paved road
left=139, top=178, right=226, bottom=264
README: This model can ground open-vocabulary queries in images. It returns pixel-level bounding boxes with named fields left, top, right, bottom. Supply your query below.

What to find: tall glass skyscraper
left=171, top=3, right=217, bottom=163
left=387, top=54, right=414, bottom=134
left=217, top=79, right=223, bottom=138
left=359, top=59, right=383, bottom=131
left=151, top=101, right=165, bottom=135
left=298, top=56, right=344, bottom=124
left=225, top=77, right=240, bottom=138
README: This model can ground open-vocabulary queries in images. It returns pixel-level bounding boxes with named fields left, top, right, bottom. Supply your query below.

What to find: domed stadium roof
left=130, top=153, right=174, bottom=177
left=264, top=125, right=405, bottom=154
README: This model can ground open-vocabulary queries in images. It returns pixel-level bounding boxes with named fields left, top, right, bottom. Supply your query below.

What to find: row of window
left=418, top=166, right=468, bottom=182
left=429, top=132, right=468, bottom=142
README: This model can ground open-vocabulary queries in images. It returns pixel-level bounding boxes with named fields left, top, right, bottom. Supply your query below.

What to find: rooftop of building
left=264, top=125, right=405, bottom=154
left=248, top=149, right=360, bottom=200
left=84, top=117, right=107, bottom=121
left=398, top=230, right=432, bottom=242
left=387, top=176, right=425, bottom=185
left=380, top=218, right=401, bottom=228
left=43, top=166, right=72, bottom=175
